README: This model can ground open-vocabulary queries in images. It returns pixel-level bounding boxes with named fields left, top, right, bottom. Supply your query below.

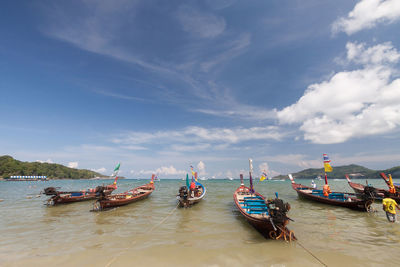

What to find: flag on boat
left=114, top=163, right=120, bottom=172
left=323, top=154, right=332, bottom=172
left=260, top=171, right=268, bottom=181
left=190, top=165, right=196, bottom=177
left=111, top=162, right=121, bottom=179
left=186, top=173, right=190, bottom=188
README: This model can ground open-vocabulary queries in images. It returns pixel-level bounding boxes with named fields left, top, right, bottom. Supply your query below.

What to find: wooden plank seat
left=242, top=206, right=268, bottom=209
left=248, top=211, right=269, bottom=215
left=244, top=207, right=268, bottom=211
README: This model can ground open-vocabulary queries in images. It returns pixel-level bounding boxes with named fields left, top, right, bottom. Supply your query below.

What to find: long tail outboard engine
left=362, top=186, right=375, bottom=212
left=178, top=186, right=188, bottom=200
left=95, top=186, right=107, bottom=199
left=362, top=186, right=376, bottom=201
left=43, top=187, right=58, bottom=196
left=267, top=198, right=291, bottom=225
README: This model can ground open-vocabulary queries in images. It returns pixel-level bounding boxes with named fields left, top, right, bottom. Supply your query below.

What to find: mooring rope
left=296, top=240, right=328, bottom=267
left=105, top=203, right=179, bottom=267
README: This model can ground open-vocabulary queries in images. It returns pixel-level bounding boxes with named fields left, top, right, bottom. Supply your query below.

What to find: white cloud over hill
left=278, top=41, right=400, bottom=144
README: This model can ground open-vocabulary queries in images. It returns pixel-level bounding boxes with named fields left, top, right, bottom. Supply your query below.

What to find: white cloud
left=176, top=6, right=226, bottom=38
left=261, top=154, right=322, bottom=169
left=195, top=103, right=276, bottom=121
left=113, top=125, right=286, bottom=149
left=92, top=167, right=107, bottom=174
left=170, top=144, right=211, bottom=152
left=206, top=0, right=236, bottom=10
left=36, top=159, right=53, bottom=164
left=67, top=162, right=79, bottom=168
left=155, top=166, right=186, bottom=176
left=200, top=33, right=251, bottom=72
left=332, top=0, right=400, bottom=35
left=277, top=42, right=400, bottom=144
left=258, top=162, right=270, bottom=173
left=346, top=42, right=400, bottom=65
left=132, top=165, right=186, bottom=176
left=258, top=162, right=281, bottom=177
left=197, top=161, right=206, bottom=175
left=120, top=145, right=148, bottom=151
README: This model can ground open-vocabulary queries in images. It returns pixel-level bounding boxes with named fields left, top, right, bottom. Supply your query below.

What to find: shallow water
left=1, top=179, right=399, bottom=267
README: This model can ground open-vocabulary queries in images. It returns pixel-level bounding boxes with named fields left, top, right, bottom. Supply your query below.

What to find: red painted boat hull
left=94, top=183, right=155, bottom=211
left=47, top=186, right=116, bottom=205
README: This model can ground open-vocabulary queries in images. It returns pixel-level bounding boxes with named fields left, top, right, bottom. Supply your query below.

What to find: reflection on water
left=1, top=179, right=400, bottom=266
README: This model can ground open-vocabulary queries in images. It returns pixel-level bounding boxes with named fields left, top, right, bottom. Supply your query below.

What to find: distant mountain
left=273, top=164, right=400, bottom=180
left=0, top=155, right=106, bottom=179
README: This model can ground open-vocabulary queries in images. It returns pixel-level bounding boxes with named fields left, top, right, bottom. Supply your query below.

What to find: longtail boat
left=289, top=174, right=373, bottom=211
left=234, top=159, right=295, bottom=241
left=93, top=175, right=155, bottom=211
left=177, top=168, right=206, bottom=208
left=345, top=175, right=385, bottom=200
left=289, top=154, right=374, bottom=211
left=44, top=163, right=121, bottom=205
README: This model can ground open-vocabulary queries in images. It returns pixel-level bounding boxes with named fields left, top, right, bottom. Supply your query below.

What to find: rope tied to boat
left=273, top=225, right=295, bottom=242
left=105, top=203, right=179, bottom=267
left=296, top=240, right=328, bottom=267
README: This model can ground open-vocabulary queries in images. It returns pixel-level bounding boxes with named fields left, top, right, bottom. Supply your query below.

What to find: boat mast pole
left=249, top=158, right=254, bottom=194
left=240, top=174, right=244, bottom=186
left=323, top=154, right=328, bottom=185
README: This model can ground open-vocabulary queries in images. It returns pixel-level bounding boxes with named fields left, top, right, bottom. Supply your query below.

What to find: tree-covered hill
left=0, top=155, right=105, bottom=179
left=273, top=164, right=400, bottom=180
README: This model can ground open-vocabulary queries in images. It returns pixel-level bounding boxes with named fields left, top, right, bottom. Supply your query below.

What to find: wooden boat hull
left=291, top=183, right=372, bottom=211
left=47, top=187, right=115, bottom=206
left=177, top=182, right=206, bottom=208
left=177, top=195, right=204, bottom=207
left=93, top=183, right=154, bottom=211
left=234, top=185, right=294, bottom=240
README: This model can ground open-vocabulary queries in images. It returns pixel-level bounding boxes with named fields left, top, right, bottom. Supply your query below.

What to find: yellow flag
left=260, top=175, right=266, bottom=181
left=324, top=163, right=332, bottom=172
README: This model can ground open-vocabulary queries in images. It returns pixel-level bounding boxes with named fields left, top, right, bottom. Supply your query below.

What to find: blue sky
left=1, top=0, right=400, bottom=178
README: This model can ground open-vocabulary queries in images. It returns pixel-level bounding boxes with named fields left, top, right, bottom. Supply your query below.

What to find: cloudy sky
left=1, top=0, right=400, bottom=178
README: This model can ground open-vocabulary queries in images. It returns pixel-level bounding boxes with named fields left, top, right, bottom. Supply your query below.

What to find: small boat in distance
left=93, top=174, right=155, bottom=211
left=6, top=175, right=49, bottom=181
left=43, top=163, right=120, bottom=206
left=177, top=167, right=206, bottom=208
left=234, top=159, right=295, bottom=241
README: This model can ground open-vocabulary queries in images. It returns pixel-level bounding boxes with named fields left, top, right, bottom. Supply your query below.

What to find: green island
left=273, top=164, right=400, bottom=180
left=0, top=155, right=106, bottom=179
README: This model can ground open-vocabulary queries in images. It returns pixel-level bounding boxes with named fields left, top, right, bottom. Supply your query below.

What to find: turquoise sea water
left=1, top=178, right=400, bottom=267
